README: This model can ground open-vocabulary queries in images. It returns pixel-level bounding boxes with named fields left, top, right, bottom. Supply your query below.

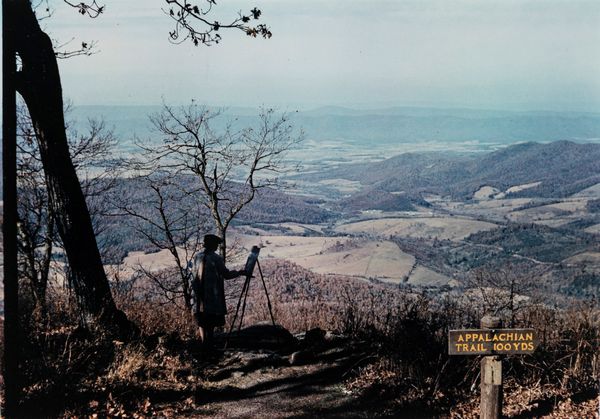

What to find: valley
left=110, top=139, right=600, bottom=300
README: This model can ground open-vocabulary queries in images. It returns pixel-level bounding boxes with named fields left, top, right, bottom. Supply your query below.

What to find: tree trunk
left=14, top=1, right=136, bottom=337
left=218, top=225, right=227, bottom=261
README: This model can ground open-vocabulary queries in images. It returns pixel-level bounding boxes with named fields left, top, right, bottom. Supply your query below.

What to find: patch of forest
left=465, top=223, right=599, bottom=264
left=391, top=236, right=541, bottom=278
left=391, top=226, right=600, bottom=298
left=587, top=198, right=600, bottom=213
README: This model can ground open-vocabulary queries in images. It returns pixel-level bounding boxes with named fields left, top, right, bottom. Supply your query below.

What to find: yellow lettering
left=492, top=334, right=499, bottom=342
left=458, top=334, right=464, bottom=342
left=527, top=342, right=533, bottom=351
left=498, top=333, right=506, bottom=341
left=526, top=332, right=533, bottom=341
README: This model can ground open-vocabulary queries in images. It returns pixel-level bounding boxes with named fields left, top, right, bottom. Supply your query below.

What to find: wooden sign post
left=480, top=316, right=503, bottom=419
left=449, top=316, right=537, bottom=419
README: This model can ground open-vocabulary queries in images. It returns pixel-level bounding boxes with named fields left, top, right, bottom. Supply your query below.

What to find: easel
left=225, top=246, right=276, bottom=348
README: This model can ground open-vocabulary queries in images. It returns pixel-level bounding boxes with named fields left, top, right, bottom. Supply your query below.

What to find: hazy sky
left=36, top=0, right=600, bottom=110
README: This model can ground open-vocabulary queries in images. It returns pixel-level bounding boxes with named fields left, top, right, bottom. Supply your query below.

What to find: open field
left=112, top=232, right=453, bottom=287
left=407, top=265, right=455, bottom=287
left=572, top=182, right=600, bottom=198
left=563, top=251, right=600, bottom=267
left=334, top=216, right=497, bottom=241
left=233, top=234, right=419, bottom=284
left=430, top=194, right=597, bottom=229
left=435, top=198, right=534, bottom=219
left=120, top=249, right=192, bottom=272
left=473, top=186, right=501, bottom=200
left=317, top=178, right=362, bottom=194
left=474, top=182, right=543, bottom=199
left=585, top=224, right=600, bottom=234
left=532, top=218, right=575, bottom=228
left=506, top=198, right=591, bottom=224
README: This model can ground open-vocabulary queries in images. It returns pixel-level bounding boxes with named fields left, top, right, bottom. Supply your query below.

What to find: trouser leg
left=200, top=326, right=214, bottom=347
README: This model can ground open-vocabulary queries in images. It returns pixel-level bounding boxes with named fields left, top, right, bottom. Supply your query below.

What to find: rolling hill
left=314, top=141, right=600, bottom=210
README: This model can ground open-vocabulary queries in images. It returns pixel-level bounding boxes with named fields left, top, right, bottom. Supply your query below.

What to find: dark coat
left=191, top=250, right=239, bottom=316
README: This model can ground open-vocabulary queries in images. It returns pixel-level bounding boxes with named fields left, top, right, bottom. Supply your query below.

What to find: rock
left=241, top=352, right=287, bottom=370
left=222, top=323, right=298, bottom=350
left=304, top=327, right=325, bottom=343
left=289, top=350, right=314, bottom=366
left=304, top=328, right=326, bottom=345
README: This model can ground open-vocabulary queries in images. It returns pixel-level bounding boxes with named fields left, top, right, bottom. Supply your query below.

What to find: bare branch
left=63, top=0, right=105, bottom=18
left=164, top=0, right=271, bottom=46
left=136, top=102, right=303, bottom=260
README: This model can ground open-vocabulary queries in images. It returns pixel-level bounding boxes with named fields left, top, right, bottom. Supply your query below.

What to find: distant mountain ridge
left=319, top=141, right=600, bottom=209
left=69, top=105, right=600, bottom=145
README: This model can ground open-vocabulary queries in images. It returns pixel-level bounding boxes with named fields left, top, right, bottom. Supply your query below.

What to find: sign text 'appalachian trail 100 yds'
left=448, top=328, right=537, bottom=355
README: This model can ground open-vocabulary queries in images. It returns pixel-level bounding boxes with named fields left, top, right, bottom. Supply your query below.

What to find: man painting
left=190, top=234, right=246, bottom=348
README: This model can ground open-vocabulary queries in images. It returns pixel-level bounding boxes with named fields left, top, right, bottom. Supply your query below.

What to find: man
left=190, top=234, right=246, bottom=349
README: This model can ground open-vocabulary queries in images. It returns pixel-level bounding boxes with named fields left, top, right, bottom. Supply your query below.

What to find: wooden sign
left=448, top=328, right=536, bottom=355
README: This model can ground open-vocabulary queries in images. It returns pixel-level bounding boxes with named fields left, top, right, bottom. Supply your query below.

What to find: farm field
left=334, top=216, right=497, bottom=241
left=433, top=198, right=534, bottom=219
left=233, top=234, right=423, bottom=284
left=113, top=230, right=453, bottom=287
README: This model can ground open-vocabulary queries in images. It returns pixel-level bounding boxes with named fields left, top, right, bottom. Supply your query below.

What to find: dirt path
left=150, top=342, right=400, bottom=418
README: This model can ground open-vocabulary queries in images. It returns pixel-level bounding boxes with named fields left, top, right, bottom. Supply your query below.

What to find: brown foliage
left=10, top=258, right=599, bottom=416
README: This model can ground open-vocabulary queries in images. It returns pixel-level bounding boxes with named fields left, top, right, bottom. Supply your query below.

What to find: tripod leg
left=226, top=275, right=251, bottom=348
left=238, top=275, right=252, bottom=333
left=257, top=260, right=277, bottom=328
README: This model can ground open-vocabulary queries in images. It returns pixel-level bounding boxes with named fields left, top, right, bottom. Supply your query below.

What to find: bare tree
left=115, top=173, right=209, bottom=310
left=16, top=100, right=120, bottom=316
left=136, top=103, right=303, bottom=260
left=465, top=264, right=541, bottom=327
left=10, top=0, right=271, bottom=334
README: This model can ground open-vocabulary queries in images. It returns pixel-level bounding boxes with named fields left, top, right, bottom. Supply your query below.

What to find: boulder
left=221, top=323, right=298, bottom=351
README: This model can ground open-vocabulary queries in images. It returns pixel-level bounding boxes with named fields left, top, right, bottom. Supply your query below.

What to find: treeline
left=466, top=223, right=599, bottom=264
left=94, top=175, right=334, bottom=262
left=587, top=198, right=600, bottom=213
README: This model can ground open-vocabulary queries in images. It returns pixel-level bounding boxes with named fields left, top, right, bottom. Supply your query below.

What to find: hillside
left=466, top=223, right=599, bottom=264
left=456, top=141, right=600, bottom=198
left=312, top=141, right=600, bottom=210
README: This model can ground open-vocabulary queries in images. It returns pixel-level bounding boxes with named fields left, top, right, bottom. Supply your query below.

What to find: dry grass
left=8, top=259, right=599, bottom=417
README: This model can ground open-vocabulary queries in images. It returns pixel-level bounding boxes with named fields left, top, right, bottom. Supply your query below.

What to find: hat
left=204, top=234, right=223, bottom=246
